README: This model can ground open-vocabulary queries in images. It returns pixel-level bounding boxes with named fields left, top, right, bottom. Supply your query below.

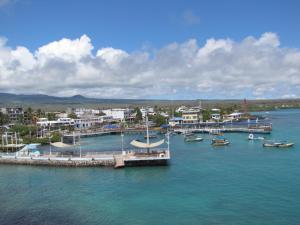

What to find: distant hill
left=0, top=93, right=299, bottom=112
left=0, top=93, right=197, bottom=109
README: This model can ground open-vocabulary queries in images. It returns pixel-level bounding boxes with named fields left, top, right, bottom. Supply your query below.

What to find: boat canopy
left=50, top=142, right=74, bottom=148
left=130, top=139, right=164, bottom=148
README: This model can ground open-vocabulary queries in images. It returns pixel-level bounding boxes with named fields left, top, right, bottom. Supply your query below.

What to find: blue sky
left=0, top=0, right=300, bottom=99
left=1, top=0, right=299, bottom=51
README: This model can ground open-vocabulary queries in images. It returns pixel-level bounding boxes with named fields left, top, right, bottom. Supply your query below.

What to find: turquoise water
left=1, top=109, right=300, bottom=225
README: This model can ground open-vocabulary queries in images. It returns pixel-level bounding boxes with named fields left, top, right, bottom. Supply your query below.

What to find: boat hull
left=212, top=141, right=230, bottom=146
left=124, top=158, right=169, bottom=167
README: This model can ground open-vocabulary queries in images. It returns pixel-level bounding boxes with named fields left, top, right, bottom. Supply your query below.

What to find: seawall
left=0, top=156, right=115, bottom=167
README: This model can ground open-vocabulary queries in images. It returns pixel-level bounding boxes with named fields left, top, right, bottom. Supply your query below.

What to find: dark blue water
left=1, top=109, right=300, bottom=225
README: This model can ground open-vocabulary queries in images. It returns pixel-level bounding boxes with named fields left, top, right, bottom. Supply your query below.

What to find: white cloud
left=96, top=47, right=129, bottom=66
left=0, top=32, right=300, bottom=99
left=35, top=34, right=93, bottom=64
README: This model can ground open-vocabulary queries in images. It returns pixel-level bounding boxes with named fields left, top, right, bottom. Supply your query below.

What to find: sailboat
left=123, top=115, right=170, bottom=166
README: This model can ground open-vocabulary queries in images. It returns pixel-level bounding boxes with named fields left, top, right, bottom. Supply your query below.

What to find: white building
left=102, top=108, right=131, bottom=121
left=176, top=106, right=188, bottom=113
left=36, top=118, right=75, bottom=127
left=227, top=112, right=243, bottom=120
left=211, top=108, right=221, bottom=121
left=211, top=113, right=221, bottom=120
left=140, top=107, right=155, bottom=118
left=73, top=108, right=100, bottom=118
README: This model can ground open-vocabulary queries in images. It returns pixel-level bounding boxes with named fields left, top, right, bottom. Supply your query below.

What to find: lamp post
left=121, top=133, right=125, bottom=155
left=49, top=136, right=52, bottom=156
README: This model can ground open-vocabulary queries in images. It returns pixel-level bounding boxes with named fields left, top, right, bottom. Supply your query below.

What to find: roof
left=170, top=117, right=183, bottom=121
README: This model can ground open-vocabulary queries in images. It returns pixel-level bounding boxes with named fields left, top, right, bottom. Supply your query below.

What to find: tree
left=152, top=114, right=166, bottom=127
left=25, top=107, right=34, bottom=124
left=47, top=113, right=56, bottom=121
left=68, top=112, right=78, bottom=119
left=36, top=109, right=45, bottom=118
left=134, top=107, right=142, bottom=123
left=0, top=112, right=9, bottom=125
left=202, top=110, right=211, bottom=122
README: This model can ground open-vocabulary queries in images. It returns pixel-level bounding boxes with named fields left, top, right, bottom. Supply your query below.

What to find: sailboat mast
left=146, top=115, right=149, bottom=145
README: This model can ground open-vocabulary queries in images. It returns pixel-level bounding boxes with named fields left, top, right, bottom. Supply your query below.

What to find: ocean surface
left=1, top=109, right=300, bottom=225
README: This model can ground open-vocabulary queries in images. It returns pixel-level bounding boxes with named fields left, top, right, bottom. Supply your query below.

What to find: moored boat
left=184, top=135, right=203, bottom=142
left=211, top=136, right=230, bottom=146
left=263, top=140, right=294, bottom=148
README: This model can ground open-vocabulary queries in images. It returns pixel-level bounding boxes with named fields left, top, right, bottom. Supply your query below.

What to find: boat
left=184, top=135, right=203, bottom=142
left=122, top=115, right=170, bottom=167
left=211, top=136, right=230, bottom=146
left=248, top=133, right=264, bottom=140
left=263, top=140, right=294, bottom=148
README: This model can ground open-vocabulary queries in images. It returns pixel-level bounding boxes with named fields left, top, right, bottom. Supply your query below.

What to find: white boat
left=248, top=133, right=264, bottom=140
left=184, top=135, right=203, bottom=142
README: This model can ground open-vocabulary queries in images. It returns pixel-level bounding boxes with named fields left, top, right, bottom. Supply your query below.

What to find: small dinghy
left=248, top=133, right=264, bottom=140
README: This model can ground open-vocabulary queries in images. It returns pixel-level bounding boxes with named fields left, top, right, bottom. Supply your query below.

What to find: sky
left=0, top=0, right=300, bottom=99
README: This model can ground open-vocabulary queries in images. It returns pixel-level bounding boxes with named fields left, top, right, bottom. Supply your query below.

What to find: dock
left=0, top=149, right=170, bottom=168
left=114, top=155, right=125, bottom=168
left=174, top=127, right=271, bottom=134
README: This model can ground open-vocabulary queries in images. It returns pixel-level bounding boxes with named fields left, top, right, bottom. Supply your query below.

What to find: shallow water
left=1, top=109, right=300, bottom=225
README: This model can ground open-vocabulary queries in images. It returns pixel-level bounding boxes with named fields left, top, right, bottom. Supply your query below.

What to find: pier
left=0, top=149, right=170, bottom=168
left=174, top=127, right=271, bottom=134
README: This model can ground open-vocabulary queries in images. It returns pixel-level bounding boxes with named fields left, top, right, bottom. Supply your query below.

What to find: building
left=74, top=116, right=113, bottom=129
left=140, top=107, right=155, bottom=118
left=211, top=108, right=221, bottom=121
left=102, top=108, right=132, bottom=121
left=182, top=109, right=202, bottom=124
left=226, top=112, right=243, bottom=121
left=1, top=107, right=24, bottom=124
left=36, top=117, right=75, bottom=127
left=176, top=106, right=188, bottom=113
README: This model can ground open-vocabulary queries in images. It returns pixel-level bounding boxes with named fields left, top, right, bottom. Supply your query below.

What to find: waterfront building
left=226, top=112, right=243, bottom=120
left=36, top=117, right=75, bottom=127
left=74, top=115, right=113, bottom=129
left=182, top=109, right=203, bottom=124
